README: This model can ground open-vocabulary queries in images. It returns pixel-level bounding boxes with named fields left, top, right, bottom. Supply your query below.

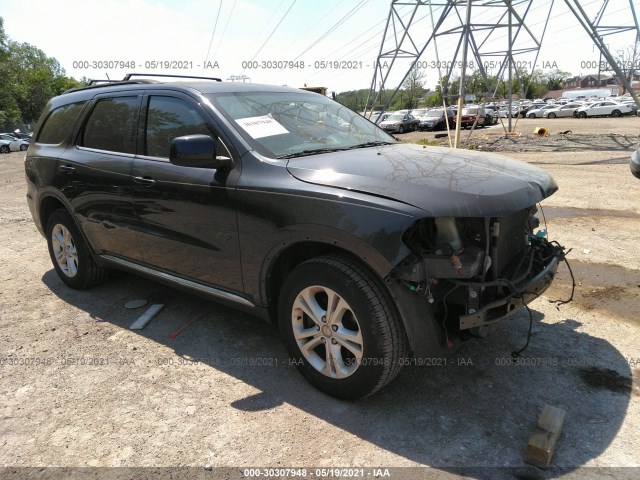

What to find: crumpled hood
left=286, top=143, right=558, bottom=217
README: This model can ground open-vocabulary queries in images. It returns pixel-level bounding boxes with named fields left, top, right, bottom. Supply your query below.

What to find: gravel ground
left=1, top=114, right=639, bottom=480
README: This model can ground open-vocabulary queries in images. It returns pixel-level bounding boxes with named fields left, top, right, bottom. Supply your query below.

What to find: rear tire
left=611, top=109, right=621, bottom=117
left=0, top=145, right=9, bottom=154
left=46, top=209, right=107, bottom=289
left=579, top=111, right=587, bottom=118
left=548, top=113, right=556, bottom=119
left=19, top=144, right=28, bottom=151
left=528, top=113, right=536, bottom=118
left=278, top=255, right=407, bottom=399
left=398, top=125, right=404, bottom=134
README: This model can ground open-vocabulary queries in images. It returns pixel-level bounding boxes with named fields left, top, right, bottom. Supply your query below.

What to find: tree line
left=336, top=65, right=574, bottom=113
left=0, top=17, right=81, bottom=132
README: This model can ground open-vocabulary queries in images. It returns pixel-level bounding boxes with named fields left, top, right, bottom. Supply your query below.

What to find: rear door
left=131, top=91, right=243, bottom=292
left=58, top=92, right=143, bottom=260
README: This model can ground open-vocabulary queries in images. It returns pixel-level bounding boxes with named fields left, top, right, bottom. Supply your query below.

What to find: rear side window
left=145, top=96, right=213, bottom=158
left=79, top=97, right=138, bottom=154
left=37, top=102, right=87, bottom=145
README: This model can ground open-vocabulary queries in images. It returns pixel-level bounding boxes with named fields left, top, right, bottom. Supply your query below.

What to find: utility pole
left=454, top=0, right=472, bottom=148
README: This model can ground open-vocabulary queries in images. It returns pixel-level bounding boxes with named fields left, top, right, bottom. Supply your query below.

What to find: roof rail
left=122, top=73, right=222, bottom=82
left=63, top=80, right=158, bottom=94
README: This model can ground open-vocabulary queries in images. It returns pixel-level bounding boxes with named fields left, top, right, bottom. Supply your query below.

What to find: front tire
left=579, top=111, right=587, bottom=118
left=0, top=145, right=8, bottom=154
left=46, top=209, right=107, bottom=289
left=19, top=144, right=28, bottom=151
left=528, top=113, right=536, bottom=118
left=548, top=112, right=556, bottom=119
left=278, top=255, right=407, bottom=399
left=398, top=125, right=404, bottom=134
left=611, top=109, right=621, bottom=117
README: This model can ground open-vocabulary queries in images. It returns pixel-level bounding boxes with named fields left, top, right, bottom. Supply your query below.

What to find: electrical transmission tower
left=366, top=0, right=640, bottom=145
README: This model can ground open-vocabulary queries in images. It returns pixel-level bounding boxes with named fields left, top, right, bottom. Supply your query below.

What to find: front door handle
left=133, top=176, right=156, bottom=187
left=58, top=165, right=75, bottom=174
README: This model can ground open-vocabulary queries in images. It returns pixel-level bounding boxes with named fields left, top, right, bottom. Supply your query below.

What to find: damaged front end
left=391, top=206, right=564, bottom=342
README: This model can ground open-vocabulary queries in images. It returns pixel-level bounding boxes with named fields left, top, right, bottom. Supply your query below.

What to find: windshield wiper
left=347, top=141, right=395, bottom=149
left=276, top=147, right=349, bottom=159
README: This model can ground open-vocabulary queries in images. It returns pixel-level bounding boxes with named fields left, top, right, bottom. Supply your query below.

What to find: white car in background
left=575, top=101, right=633, bottom=118
left=0, top=133, right=30, bottom=152
left=542, top=103, right=583, bottom=118
left=526, top=104, right=557, bottom=118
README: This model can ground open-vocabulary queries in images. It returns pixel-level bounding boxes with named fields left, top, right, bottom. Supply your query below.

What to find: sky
left=0, top=0, right=637, bottom=94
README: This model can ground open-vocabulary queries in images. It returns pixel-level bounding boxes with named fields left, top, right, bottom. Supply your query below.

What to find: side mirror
left=169, top=135, right=232, bottom=169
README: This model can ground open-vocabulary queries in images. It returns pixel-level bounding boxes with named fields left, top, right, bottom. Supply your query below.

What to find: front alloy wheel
left=279, top=255, right=407, bottom=399
left=291, top=285, right=363, bottom=379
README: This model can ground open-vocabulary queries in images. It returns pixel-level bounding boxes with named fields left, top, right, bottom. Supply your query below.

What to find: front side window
left=145, top=96, right=213, bottom=158
left=37, top=102, right=87, bottom=145
left=79, top=97, right=138, bottom=154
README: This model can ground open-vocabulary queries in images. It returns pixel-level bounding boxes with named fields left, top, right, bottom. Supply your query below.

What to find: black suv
left=26, top=74, right=564, bottom=399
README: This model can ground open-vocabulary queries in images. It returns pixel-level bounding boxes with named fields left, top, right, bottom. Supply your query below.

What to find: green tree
left=545, top=68, right=571, bottom=91
left=0, top=16, right=82, bottom=128
left=401, top=65, right=426, bottom=109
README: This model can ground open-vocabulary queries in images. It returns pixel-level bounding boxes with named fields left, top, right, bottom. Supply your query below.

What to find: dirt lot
left=1, top=115, right=639, bottom=479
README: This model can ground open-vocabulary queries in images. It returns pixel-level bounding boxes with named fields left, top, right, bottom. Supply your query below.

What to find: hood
left=286, top=143, right=558, bottom=217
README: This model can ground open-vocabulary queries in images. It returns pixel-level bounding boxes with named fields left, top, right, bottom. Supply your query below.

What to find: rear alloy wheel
left=528, top=113, right=536, bottom=118
left=19, top=144, right=28, bottom=151
left=398, top=125, right=404, bottom=134
left=548, top=112, right=556, bottom=119
left=579, top=111, right=587, bottom=118
left=611, top=109, right=621, bottom=117
left=0, top=145, right=8, bottom=154
left=46, top=209, right=107, bottom=289
left=279, top=255, right=407, bottom=399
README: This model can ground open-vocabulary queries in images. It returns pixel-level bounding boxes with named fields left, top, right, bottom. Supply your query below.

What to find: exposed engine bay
left=391, top=205, right=565, bottom=336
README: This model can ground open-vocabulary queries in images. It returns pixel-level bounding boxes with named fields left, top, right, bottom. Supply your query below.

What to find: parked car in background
left=461, top=106, right=488, bottom=127
left=526, top=105, right=557, bottom=118
left=410, top=109, right=428, bottom=119
left=519, top=102, right=547, bottom=118
left=0, top=138, right=11, bottom=154
left=0, top=133, right=30, bottom=152
left=631, top=143, right=640, bottom=179
left=379, top=113, right=418, bottom=133
left=417, top=109, right=455, bottom=131
left=12, top=131, right=33, bottom=140
left=621, top=101, right=638, bottom=115
left=484, top=108, right=498, bottom=125
left=542, top=103, right=582, bottom=118
left=575, top=101, right=633, bottom=118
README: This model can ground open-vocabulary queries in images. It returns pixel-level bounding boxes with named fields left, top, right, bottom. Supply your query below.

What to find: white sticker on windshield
left=236, top=114, right=289, bottom=139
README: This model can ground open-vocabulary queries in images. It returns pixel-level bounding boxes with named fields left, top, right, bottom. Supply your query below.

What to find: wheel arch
left=38, top=193, right=100, bottom=262
left=39, top=194, right=69, bottom=233
left=262, top=234, right=399, bottom=325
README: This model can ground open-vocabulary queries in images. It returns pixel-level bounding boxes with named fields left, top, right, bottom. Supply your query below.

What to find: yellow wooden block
left=524, top=404, right=566, bottom=468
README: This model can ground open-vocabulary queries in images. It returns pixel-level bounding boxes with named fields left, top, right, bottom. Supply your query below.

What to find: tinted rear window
left=79, top=97, right=138, bottom=154
left=37, top=102, right=87, bottom=145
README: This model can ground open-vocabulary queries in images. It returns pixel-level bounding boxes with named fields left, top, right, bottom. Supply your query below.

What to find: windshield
left=387, top=114, right=404, bottom=121
left=462, top=108, right=480, bottom=115
left=208, top=91, right=396, bottom=159
left=424, top=110, right=444, bottom=117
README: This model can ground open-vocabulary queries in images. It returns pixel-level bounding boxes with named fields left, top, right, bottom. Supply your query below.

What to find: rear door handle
left=133, top=176, right=156, bottom=187
left=58, top=165, right=75, bottom=174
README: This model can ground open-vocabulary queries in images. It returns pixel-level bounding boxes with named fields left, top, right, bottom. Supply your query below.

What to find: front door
left=131, top=93, right=243, bottom=292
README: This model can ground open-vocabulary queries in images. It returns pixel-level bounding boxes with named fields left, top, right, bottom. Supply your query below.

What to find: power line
left=292, top=0, right=372, bottom=61
left=247, top=0, right=297, bottom=63
left=212, top=0, right=238, bottom=60
left=203, top=0, right=224, bottom=71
